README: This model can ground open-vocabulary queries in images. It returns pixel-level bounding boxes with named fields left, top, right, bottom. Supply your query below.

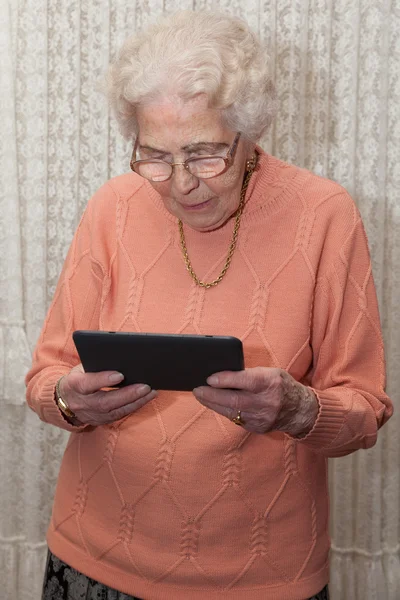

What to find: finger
left=206, top=367, right=281, bottom=393
left=67, top=370, right=125, bottom=396
left=104, top=389, right=158, bottom=423
left=194, top=385, right=271, bottom=413
left=195, top=397, right=249, bottom=424
left=194, top=384, right=279, bottom=413
left=94, top=383, right=155, bottom=414
left=193, top=386, right=242, bottom=409
left=195, top=396, right=267, bottom=434
left=206, top=369, right=258, bottom=391
left=75, top=388, right=158, bottom=425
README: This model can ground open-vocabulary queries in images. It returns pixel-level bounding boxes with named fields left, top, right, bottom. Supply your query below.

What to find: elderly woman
left=26, top=10, right=392, bottom=600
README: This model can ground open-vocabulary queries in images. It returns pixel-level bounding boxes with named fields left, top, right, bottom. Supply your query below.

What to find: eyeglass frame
left=129, top=132, right=242, bottom=182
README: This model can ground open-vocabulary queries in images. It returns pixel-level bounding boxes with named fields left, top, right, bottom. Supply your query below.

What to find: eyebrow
left=138, top=141, right=230, bottom=155
left=183, top=141, right=230, bottom=153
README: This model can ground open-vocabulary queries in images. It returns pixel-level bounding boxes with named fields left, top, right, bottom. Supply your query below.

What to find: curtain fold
left=0, top=0, right=31, bottom=406
left=1, top=0, right=399, bottom=598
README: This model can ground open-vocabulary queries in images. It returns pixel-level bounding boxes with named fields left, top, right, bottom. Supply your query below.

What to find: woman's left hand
left=192, top=367, right=319, bottom=437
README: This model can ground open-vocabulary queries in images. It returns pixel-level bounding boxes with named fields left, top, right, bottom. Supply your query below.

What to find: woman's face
left=135, top=95, right=253, bottom=232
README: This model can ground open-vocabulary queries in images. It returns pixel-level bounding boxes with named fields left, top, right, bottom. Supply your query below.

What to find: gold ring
left=231, top=410, right=245, bottom=427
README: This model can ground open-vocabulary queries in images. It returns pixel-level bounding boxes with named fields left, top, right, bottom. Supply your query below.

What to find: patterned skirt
left=42, top=550, right=329, bottom=600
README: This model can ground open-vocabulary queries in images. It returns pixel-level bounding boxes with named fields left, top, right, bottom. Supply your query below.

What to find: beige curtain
left=1, top=0, right=399, bottom=598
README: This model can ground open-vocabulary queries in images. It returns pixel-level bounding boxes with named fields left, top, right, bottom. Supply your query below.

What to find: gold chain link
left=178, top=154, right=258, bottom=289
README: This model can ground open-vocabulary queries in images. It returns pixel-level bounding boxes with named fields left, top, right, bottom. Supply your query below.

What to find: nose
left=172, top=165, right=200, bottom=195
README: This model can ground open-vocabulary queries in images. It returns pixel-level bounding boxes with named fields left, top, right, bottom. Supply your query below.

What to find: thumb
left=65, top=368, right=125, bottom=396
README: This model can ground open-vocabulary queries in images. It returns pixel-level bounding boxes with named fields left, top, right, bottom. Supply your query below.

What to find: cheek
left=207, top=166, right=245, bottom=198
left=215, top=170, right=245, bottom=204
left=223, top=167, right=243, bottom=189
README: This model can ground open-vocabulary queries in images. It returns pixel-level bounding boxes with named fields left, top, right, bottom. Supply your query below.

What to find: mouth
left=180, top=198, right=213, bottom=211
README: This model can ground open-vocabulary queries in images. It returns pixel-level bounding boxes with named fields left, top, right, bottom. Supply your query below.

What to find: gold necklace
left=178, top=154, right=257, bottom=289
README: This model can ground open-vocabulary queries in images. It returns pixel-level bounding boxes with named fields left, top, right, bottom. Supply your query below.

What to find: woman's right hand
left=58, top=364, right=157, bottom=426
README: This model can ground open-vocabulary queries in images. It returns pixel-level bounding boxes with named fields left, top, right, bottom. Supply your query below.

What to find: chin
left=176, top=204, right=235, bottom=232
left=180, top=213, right=228, bottom=232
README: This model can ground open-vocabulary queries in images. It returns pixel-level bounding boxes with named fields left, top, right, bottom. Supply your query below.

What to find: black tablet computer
left=72, top=330, right=244, bottom=391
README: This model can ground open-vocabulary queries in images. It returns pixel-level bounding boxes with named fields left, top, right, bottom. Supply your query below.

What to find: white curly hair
left=106, top=10, right=277, bottom=142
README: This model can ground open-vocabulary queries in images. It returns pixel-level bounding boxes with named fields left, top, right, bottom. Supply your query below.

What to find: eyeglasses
left=130, top=132, right=241, bottom=182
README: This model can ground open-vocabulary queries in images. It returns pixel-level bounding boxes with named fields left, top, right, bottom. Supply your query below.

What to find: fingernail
left=193, top=387, right=203, bottom=398
left=207, top=375, right=218, bottom=385
left=109, top=372, right=124, bottom=384
left=137, top=384, right=151, bottom=395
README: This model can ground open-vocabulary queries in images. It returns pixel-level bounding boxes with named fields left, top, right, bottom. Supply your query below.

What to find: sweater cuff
left=287, top=387, right=345, bottom=450
left=30, top=367, right=89, bottom=432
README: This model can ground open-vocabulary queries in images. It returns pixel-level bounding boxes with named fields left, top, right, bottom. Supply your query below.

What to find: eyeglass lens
left=134, top=157, right=226, bottom=182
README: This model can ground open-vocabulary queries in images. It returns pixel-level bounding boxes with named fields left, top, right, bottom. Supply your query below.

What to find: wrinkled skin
left=135, top=94, right=254, bottom=232
left=59, top=366, right=318, bottom=436
left=58, top=365, right=157, bottom=427
left=193, top=368, right=319, bottom=437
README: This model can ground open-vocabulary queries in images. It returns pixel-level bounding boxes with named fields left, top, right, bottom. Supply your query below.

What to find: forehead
left=136, top=95, right=227, bottom=145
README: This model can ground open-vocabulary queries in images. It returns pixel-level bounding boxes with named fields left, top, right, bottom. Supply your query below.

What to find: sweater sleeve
left=25, top=191, right=107, bottom=432
left=293, top=207, right=393, bottom=456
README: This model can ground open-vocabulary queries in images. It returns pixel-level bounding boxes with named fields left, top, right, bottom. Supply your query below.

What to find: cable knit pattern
left=25, top=149, right=392, bottom=600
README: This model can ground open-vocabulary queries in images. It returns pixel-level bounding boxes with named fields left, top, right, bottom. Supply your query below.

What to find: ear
left=244, top=141, right=257, bottom=170
left=249, top=141, right=257, bottom=155
left=243, top=139, right=256, bottom=161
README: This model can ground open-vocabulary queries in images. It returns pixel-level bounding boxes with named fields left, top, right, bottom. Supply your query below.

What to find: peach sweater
left=26, top=150, right=392, bottom=600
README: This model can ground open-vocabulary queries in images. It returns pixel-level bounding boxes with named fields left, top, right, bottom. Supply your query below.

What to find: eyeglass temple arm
left=228, top=132, right=241, bottom=160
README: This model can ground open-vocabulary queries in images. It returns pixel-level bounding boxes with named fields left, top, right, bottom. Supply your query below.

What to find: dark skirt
left=42, top=550, right=329, bottom=600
